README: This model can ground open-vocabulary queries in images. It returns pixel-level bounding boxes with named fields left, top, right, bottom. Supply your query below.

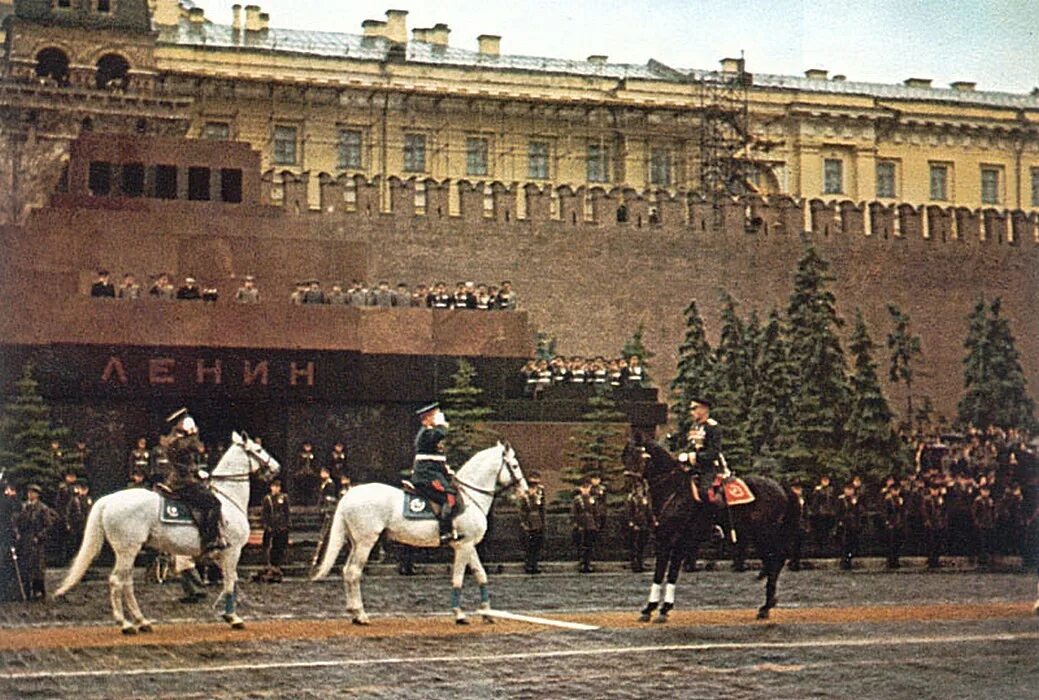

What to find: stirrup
left=439, top=531, right=461, bottom=543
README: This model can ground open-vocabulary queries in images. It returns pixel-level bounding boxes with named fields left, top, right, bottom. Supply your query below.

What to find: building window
left=876, top=161, right=896, bottom=198
left=587, top=143, right=609, bottom=183
left=202, top=122, right=230, bottom=140
left=980, top=167, right=1001, bottom=205
left=35, top=48, right=70, bottom=86
left=466, top=137, right=489, bottom=177
left=823, top=158, right=843, bottom=195
left=96, top=53, right=130, bottom=90
left=220, top=169, right=243, bottom=203
left=272, top=125, right=298, bottom=166
left=1031, top=168, right=1039, bottom=207
left=649, top=148, right=672, bottom=186
left=929, top=163, right=949, bottom=201
left=88, top=162, right=112, bottom=196
left=187, top=167, right=211, bottom=201
left=403, top=133, right=426, bottom=172
left=154, top=164, right=177, bottom=199
left=337, top=129, right=363, bottom=170
left=121, top=163, right=145, bottom=197
left=528, top=141, right=549, bottom=180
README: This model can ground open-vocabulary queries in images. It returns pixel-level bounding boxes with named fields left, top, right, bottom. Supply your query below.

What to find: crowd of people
left=521, top=354, right=647, bottom=395
left=89, top=269, right=519, bottom=311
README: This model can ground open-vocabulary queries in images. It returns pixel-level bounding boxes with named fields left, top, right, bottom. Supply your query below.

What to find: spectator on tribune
left=149, top=272, right=175, bottom=299
left=90, top=269, right=116, bottom=298
left=496, top=280, right=517, bottom=310
left=326, top=282, right=347, bottom=305
left=117, top=273, right=140, bottom=300
left=301, top=280, right=326, bottom=305
left=176, top=276, right=202, bottom=300
left=372, top=281, right=394, bottom=308
left=234, top=275, right=261, bottom=303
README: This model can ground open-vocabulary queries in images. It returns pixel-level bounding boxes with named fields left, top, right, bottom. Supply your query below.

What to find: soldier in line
left=882, top=480, right=907, bottom=569
left=427, top=281, right=452, bottom=309
left=518, top=471, right=546, bottom=574
left=921, top=483, right=947, bottom=569
left=836, top=482, right=865, bottom=571
left=128, top=437, right=150, bottom=481
left=809, top=474, right=837, bottom=552
left=971, top=485, right=997, bottom=567
left=311, top=466, right=339, bottom=568
left=53, top=468, right=79, bottom=564
left=234, top=275, right=261, bottom=303
left=0, top=482, right=21, bottom=601
left=65, top=481, right=92, bottom=559
left=293, top=441, right=317, bottom=506
left=571, top=479, right=600, bottom=574
left=258, top=479, right=291, bottom=583
left=329, top=441, right=348, bottom=482
left=14, top=484, right=58, bottom=600
left=127, top=468, right=148, bottom=489
left=788, top=480, right=809, bottom=571
left=626, top=477, right=653, bottom=573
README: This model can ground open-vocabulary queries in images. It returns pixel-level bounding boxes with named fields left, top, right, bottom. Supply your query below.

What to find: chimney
left=258, top=11, right=270, bottom=31
left=904, top=77, right=932, bottom=89
left=804, top=68, right=828, bottom=80
left=832, top=74, right=846, bottom=82
left=478, top=34, right=501, bottom=57
left=232, top=4, right=242, bottom=32
left=152, top=0, right=180, bottom=26
left=950, top=81, right=976, bottom=92
left=413, top=23, right=450, bottom=47
left=587, top=55, right=607, bottom=64
left=188, top=7, right=205, bottom=24
left=244, top=5, right=261, bottom=32
left=384, top=9, right=408, bottom=44
left=720, top=57, right=744, bottom=74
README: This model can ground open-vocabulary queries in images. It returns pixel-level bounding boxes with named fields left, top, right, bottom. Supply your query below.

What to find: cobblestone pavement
left=1, top=566, right=1036, bottom=698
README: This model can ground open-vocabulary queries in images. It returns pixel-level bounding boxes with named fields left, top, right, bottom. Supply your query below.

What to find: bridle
left=454, top=445, right=525, bottom=516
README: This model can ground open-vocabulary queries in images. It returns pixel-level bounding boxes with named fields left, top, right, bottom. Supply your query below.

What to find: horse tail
left=55, top=497, right=106, bottom=597
left=311, top=503, right=349, bottom=581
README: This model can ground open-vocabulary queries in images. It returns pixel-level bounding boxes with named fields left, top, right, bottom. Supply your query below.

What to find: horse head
left=213, top=432, right=280, bottom=481
left=497, top=440, right=527, bottom=494
left=243, top=436, right=280, bottom=480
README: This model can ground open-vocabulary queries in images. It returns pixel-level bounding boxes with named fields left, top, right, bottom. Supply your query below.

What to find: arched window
left=35, top=48, right=70, bottom=86
left=96, top=53, right=130, bottom=91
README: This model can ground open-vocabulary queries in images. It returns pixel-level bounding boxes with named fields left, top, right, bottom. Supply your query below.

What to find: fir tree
left=559, top=389, right=627, bottom=503
left=669, top=300, right=715, bottom=446
left=783, top=247, right=849, bottom=478
left=621, top=322, right=655, bottom=383
left=958, top=298, right=1036, bottom=430
left=746, top=308, right=794, bottom=456
left=710, top=293, right=753, bottom=468
left=845, top=309, right=899, bottom=475
left=886, top=304, right=922, bottom=433
left=438, top=359, right=497, bottom=468
left=0, top=363, right=70, bottom=498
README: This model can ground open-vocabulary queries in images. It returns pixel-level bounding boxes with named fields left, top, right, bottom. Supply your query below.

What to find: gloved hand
left=678, top=452, right=689, bottom=463
left=433, top=411, right=449, bottom=428
left=198, top=470, right=210, bottom=480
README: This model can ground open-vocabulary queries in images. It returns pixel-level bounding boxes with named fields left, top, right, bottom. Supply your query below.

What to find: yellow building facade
left=3, top=0, right=1039, bottom=214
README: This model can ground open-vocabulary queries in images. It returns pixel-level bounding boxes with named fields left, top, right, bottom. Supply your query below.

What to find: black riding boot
left=438, top=503, right=459, bottom=544
left=202, top=509, right=226, bottom=553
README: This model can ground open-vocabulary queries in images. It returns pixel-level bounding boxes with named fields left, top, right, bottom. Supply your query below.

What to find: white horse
left=55, top=432, right=279, bottom=633
left=312, top=441, right=526, bottom=625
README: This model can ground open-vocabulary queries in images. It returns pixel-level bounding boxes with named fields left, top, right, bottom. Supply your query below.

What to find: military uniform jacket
left=412, top=426, right=449, bottom=483
left=15, top=501, right=57, bottom=545
left=921, top=494, right=946, bottom=529
left=572, top=493, right=600, bottom=532
left=971, top=495, right=996, bottom=529
left=883, top=492, right=907, bottom=530
left=261, top=493, right=291, bottom=533
left=129, top=448, right=150, bottom=475
left=54, top=484, right=74, bottom=524
left=318, top=478, right=338, bottom=514
left=0, top=495, right=19, bottom=550
left=162, top=432, right=204, bottom=489
left=66, top=493, right=92, bottom=532
left=810, top=485, right=837, bottom=517
left=296, top=451, right=316, bottom=476
left=519, top=486, right=546, bottom=532
left=627, top=490, right=653, bottom=530
left=836, top=494, right=864, bottom=531
left=685, top=419, right=722, bottom=475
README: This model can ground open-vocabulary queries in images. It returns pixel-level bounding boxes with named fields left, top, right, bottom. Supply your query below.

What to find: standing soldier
left=809, top=475, right=837, bottom=552
left=836, top=482, right=864, bottom=571
left=571, top=479, right=600, bottom=573
left=260, top=479, right=291, bottom=582
left=328, top=441, right=347, bottom=483
left=589, top=473, right=608, bottom=542
left=0, top=482, right=21, bottom=601
left=921, top=482, right=947, bottom=569
left=518, top=471, right=546, bottom=574
left=14, top=484, right=57, bottom=600
left=53, top=468, right=79, bottom=564
left=883, top=480, right=907, bottom=569
left=971, top=485, right=997, bottom=568
left=128, top=437, right=151, bottom=481
left=234, top=275, right=261, bottom=303
left=788, top=480, right=809, bottom=571
left=294, top=441, right=317, bottom=506
left=311, top=467, right=338, bottom=568
left=626, top=477, right=653, bottom=573
left=65, top=481, right=92, bottom=559
left=149, top=439, right=171, bottom=487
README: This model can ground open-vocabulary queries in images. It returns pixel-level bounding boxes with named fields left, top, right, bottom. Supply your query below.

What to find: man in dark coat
left=53, top=469, right=79, bottom=564
left=260, top=479, right=291, bottom=582
left=90, top=270, right=115, bottom=298
left=65, top=481, right=92, bottom=560
left=921, top=483, right=947, bottom=569
left=883, top=481, right=907, bottom=569
left=14, top=484, right=57, bottom=600
left=519, top=471, right=547, bottom=574
left=410, top=402, right=460, bottom=543
left=571, top=479, right=600, bottom=573
left=626, top=477, right=653, bottom=573
left=161, top=408, right=225, bottom=553
left=836, top=482, right=864, bottom=570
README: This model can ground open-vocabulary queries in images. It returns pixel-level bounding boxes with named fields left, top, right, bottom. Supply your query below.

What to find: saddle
left=707, top=476, right=756, bottom=506
left=400, top=480, right=466, bottom=521
left=158, top=494, right=197, bottom=525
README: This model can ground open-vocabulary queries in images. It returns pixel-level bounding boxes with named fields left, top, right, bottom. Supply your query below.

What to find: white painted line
left=476, top=608, right=599, bottom=630
left=1, top=631, right=1034, bottom=681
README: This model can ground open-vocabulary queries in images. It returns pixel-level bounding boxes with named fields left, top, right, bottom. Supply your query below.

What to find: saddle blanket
left=711, top=477, right=756, bottom=506
left=159, top=496, right=196, bottom=525
left=401, top=493, right=438, bottom=520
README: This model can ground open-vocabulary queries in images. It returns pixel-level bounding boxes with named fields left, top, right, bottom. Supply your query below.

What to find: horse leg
left=640, top=542, right=671, bottom=622
left=342, top=535, right=376, bottom=625
left=450, top=544, right=472, bottom=625
left=654, top=542, right=685, bottom=624
left=757, top=554, right=782, bottom=620
left=220, top=549, right=245, bottom=629
left=121, top=563, right=152, bottom=633
left=109, top=550, right=136, bottom=634
left=464, top=546, right=494, bottom=624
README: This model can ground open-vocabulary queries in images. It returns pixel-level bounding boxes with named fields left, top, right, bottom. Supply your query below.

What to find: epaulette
left=707, top=418, right=718, bottom=426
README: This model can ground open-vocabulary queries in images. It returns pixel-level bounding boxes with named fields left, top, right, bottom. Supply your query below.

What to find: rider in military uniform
left=410, top=402, right=461, bottom=544
left=678, top=398, right=726, bottom=502
left=160, top=408, right=226, bottom=554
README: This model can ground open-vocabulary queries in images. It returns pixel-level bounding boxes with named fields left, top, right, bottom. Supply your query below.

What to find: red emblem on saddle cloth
left=710, top=477, right=756, bottom=505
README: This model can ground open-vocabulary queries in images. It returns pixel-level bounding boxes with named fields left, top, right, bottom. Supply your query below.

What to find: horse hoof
left=352, top=616, right=371, bottom=626
left=756, top=608, right=770, bottom=620
left=653, top=614, right=669, bottom=624
left=137, top=622, right=153, bottom=633
left=121, top=625, right=137, bottom=636
left=482, top=615, right=495, bottom=625
left=638, top=613, right=652, bottom=623
left=455, top=617, right=470, bottom=625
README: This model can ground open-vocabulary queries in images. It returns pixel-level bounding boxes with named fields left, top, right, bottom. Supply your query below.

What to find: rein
left=453, top=451, right=522, bottom=517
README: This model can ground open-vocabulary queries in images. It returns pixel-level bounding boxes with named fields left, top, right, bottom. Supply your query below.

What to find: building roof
left=158, top=18, right=1039, bottom=110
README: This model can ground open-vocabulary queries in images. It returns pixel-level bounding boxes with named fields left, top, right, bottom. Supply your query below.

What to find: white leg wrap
left=664, top=583, right=676, bottom=604
left=648, top=583, right=661, bottom=603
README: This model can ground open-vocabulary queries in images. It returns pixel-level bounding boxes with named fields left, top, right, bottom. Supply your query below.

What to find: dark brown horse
left=623, top=432, right=800, bottom=620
